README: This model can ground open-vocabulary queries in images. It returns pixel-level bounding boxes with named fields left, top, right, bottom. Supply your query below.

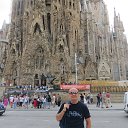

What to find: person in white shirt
left=52, top=94, right=56, bottom=108
left=9, top=95, right=14, bottom=108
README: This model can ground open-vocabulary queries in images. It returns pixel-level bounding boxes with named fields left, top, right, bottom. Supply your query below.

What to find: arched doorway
left=34, top=74, right=39, bottom=86
left=41, top=74, right=46, bottom=86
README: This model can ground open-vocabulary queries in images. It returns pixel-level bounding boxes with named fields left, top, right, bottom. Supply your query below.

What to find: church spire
left=80, top=0, right=88, bottom=12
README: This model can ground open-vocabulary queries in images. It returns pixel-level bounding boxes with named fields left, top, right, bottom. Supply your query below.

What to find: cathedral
left=2, top=0, right=128, bottom=86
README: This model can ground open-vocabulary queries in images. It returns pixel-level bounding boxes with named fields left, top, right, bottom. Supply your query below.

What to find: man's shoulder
left=78, top=101, right=87, bottom=107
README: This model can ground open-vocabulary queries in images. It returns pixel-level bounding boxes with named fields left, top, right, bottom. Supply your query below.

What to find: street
left=0, top=109, right=128, bottom=128
left=91, top=110, right=128, bottom=128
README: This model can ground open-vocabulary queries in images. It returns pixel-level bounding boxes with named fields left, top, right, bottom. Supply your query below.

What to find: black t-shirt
left=57, top=101, right=91, bottom=128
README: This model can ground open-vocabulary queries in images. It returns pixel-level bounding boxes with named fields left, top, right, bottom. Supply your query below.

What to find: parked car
left=124, top=92, right=128, bottom=113
left=0, top=103, right=5, bottom=116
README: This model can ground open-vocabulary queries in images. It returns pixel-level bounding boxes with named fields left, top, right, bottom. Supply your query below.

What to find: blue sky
left=0, top=0, right=128, bottom=39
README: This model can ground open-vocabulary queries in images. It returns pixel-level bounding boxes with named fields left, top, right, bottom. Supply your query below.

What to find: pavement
left=5, top=103, right=124, bottom=111
left=87, top=103, right=124, bottom=111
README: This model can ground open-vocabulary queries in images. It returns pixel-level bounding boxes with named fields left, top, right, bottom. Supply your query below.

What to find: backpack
left=59, top=113, right=68, bottom=128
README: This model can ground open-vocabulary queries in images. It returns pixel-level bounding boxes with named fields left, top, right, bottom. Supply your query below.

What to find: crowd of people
left=96, top=92, right=112, bottom=108
left=0, top=91, right=113, bottom=110
left=79, top=93, right=93, bottom=105
left=1, top=93, right=62, bottom=109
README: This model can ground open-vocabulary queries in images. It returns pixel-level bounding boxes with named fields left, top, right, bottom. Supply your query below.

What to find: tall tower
left=3, top=0, right=25, bottom=86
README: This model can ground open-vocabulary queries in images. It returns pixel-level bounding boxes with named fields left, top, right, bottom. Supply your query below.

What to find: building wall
left=3, top=0, right=128, bottom=86
left=0, top=21, right=9, bottom=85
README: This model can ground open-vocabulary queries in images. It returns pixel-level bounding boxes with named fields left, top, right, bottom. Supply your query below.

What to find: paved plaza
left=0, top=103, right=128, bottom=128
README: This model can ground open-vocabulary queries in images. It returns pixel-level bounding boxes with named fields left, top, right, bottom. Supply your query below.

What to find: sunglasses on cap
left=69, top=92, right=78, bottom=94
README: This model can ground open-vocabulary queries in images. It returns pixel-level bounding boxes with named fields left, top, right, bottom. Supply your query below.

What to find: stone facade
left=3, top=0, right=128, bottom=86
left=0, top=21, right=10, bottom=85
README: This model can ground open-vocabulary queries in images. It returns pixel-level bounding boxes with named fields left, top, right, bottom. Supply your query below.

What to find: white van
left=124, top=92, right=128, bottom=113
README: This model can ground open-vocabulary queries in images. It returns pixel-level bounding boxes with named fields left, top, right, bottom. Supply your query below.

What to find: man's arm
left=56, top=108, right=66, bottom=121
left=56, top=103, right=70, bottom=121
left=85, top=117, right=91, bottom=128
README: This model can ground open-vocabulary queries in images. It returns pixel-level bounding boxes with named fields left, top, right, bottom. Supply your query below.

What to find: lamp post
left=75, top=53, right=78, bottom=85
left=90, top=75, right=92, bottom=93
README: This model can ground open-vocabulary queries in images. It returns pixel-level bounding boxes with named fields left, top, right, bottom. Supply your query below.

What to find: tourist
left=56, top=87, right=91, bottom=128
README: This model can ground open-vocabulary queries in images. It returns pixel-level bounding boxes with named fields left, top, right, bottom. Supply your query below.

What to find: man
left=9, top=95, right=14, bottom=108
left=80, top=93, right=84, bottom=103
left=57, top=94, right=62, bottom=107
left=56, top=88, right=91, bottom=128
left=106, top=92, right=112, bottom=108
left=101, top=92, right=107, bottom=108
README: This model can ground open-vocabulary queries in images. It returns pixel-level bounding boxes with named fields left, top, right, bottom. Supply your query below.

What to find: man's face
left=69, top=89, right=79, bottom=101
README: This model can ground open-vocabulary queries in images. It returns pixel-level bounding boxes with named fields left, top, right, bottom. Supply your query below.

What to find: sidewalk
left=87, top=103, right=124, bottom=111
left=5, top=103, right=124, bottom=111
